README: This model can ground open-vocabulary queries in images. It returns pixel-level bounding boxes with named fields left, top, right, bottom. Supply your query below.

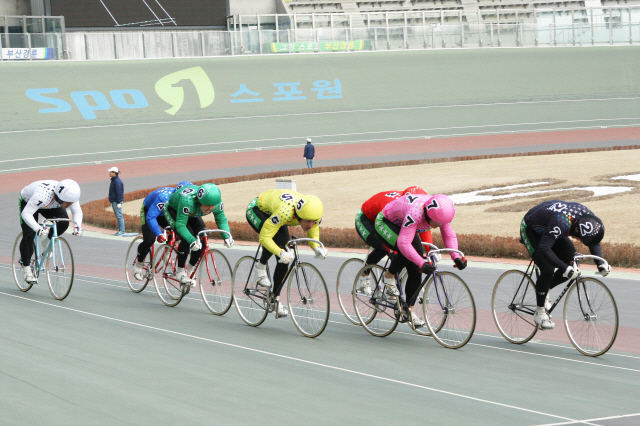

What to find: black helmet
left=575, top=215, right=604, bottom=246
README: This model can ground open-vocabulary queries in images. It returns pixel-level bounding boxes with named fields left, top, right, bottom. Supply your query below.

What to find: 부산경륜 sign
left=2, top=47, right=55, bottom=60
left=264, top=40, right=372, bottom=53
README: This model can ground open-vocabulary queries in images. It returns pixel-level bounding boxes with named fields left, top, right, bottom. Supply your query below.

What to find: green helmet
left=196, top=183, right=221, bottom=206
left=295, top=195, right=323, bottom=221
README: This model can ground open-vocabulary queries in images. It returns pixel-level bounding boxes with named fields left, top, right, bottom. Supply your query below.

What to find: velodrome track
left=2, top=111, right=640, bottom=424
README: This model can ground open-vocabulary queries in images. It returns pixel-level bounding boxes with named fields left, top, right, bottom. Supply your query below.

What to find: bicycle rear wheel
left=353, top=265, right=398, bottom=337
left=564, top=277, right=618, bottom=357
left=288, top=262, right=329, bottom=338
left=153, top=244, right=186, bottom=307
left=423, top=272, right=476, bottom=349
left=336, top=258, right=365, bottom=325
left=492, top=270, right=538, bottom=344
left=46, top=237, right=74, bottom=301
left=199, top=249, right=233, bottom=316
left=12, top=233, right=35, bottom=292
left=232, top=256, right=269, bottom=327
left=125, top=236, right=152, bottom=293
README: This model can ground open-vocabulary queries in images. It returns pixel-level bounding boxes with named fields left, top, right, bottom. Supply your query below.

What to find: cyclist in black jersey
left=520, top=200, right=610, bottom=330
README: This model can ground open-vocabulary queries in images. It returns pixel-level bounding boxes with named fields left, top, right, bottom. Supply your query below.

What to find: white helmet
left=55, top=179, right=81, bottom=203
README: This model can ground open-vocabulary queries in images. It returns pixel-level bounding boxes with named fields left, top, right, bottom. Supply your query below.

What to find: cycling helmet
left=403, top=186, right=427, bottom=195
left=55, top=179, right=81, bottom=203
left=574, top=215, right=604, bottom=246
left=196, top=183, right=221, bottom=206
left=295, top=195, right=323, bottom=221
left=424, top=194, right=455, bottom=225
left=175, top=181, right=193, bottom=190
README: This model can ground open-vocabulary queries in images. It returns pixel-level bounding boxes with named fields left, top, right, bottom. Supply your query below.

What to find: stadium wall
left=1, top=47, right=639, bottom=132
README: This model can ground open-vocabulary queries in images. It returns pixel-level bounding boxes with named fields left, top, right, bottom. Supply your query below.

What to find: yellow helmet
left=295, top=195, right=323, bottom=221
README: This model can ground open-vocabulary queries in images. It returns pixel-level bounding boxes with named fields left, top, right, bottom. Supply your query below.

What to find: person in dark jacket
left=303, top=138, right=315, bottom=168
left=108, top=166, right=125, bottom=235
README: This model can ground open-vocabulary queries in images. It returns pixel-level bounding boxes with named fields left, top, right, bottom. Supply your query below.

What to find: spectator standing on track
left=303, top=138, right=315, bottom=168
left=108, top=166, right=125, bottom=236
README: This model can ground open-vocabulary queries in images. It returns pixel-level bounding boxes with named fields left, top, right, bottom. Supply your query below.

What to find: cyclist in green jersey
left=164, top=183, right=232, bottom=285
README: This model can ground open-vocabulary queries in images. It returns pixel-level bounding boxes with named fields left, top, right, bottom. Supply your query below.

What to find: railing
left=1, top=21, right=639, bottom=61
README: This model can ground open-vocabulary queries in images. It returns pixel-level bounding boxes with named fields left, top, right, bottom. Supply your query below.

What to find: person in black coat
left=108, top=166, right=125, bottom=235
left=303, top=138, right=315, bottom=168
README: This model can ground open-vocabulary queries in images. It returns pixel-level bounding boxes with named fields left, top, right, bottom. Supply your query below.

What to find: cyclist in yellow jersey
left=246, top=189, right=328, bottom=318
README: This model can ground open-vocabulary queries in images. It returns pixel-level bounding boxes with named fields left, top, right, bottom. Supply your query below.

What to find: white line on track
left=0, top=289, right=591, bottom=424
left=2, top=96, right=639, bottom=136
left=534, top=412, right=640, bottom=426
left=3, top=122, right=640, bottom=174
left=4, top=116, right=640, bottom=165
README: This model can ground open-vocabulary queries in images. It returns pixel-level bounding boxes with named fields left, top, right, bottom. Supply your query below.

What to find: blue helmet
left=175, top=181, right=193, bottom=190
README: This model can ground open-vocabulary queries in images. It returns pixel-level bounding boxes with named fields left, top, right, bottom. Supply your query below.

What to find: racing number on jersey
left=403, top=214, right=415, bottom=227
left=549, top=226, right=562, bottom=239
left=182, top=206, right=190, bottom=215
left=271, top=215, right=280, bottom=225
left=156, top=203, right=166, bottom=211
left=280, top=193, right=294, bottom=202
left=386, top=192, right=400, bottom=198
left=197, top=188, right=205, bottom=199
left=297, top=199, right=306, bottom=210
left=181, top=188, right=195, bottom=196
left=219, top=202, right=224, bottom=211
left=406, top=195, right=419, bottom=204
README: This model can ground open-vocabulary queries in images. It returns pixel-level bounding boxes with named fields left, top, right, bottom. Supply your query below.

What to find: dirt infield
left=120, top=148, right=640, bottom=245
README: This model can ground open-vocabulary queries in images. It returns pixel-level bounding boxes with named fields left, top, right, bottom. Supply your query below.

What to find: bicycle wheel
left=353, top=265, right=398, bottom=337
left=46, top=237, right=74, bottom=301
left=288, top=262, right=330, bottom=338
left=564, top=277, right=618, bottom=357
left=336, top=258, right=365, bottom=325
left=125, top=236, right=152, bottom=293
left=153, top=244, right=186, bottom=307
left=232, top=256, right=269, bottom=327
left=199, top=249, right=233, bottom=316
left=423, top=272, right=476, bottom=349
left=491, top=270, right=538, bottom=344
left=12, top=233, right=35, bottom=292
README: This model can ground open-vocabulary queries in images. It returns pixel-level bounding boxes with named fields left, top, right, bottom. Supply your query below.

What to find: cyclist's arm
left=21, top=201, right=41, bottom=232
left=259, top=216, right=285, bottom=255
left=211, top=206, right=231, bottom=234
left=440, top=223, right=461, bottom=260
left=68, top=202, right=83, bottom=229
left=305, top=223, right=320, bottom=250
left=146, top=206, right=164, bottom=236
left=397, top=226, right=426, bottom=269
left=588, top=243, right=605, bottom=266
left=537, top=234, right=567, bottom=270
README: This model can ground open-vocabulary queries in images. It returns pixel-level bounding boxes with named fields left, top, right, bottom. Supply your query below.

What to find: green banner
left=264, top=40, right=372, bottom=53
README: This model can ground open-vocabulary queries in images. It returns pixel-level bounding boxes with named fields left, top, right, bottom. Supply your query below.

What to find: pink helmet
left=402, top=186, right=427, bottom=195
left=424, top=194, right=455, bottom=224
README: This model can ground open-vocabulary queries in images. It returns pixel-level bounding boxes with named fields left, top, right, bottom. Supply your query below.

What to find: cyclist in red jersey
left=355, top=186, right=433, bottom=296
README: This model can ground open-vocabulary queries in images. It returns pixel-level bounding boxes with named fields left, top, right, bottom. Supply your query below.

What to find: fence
left=1, top=21, right=639, bottom=60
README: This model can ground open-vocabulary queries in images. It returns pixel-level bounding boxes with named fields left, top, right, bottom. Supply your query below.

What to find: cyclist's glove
left=563, top=265, right=580, bottom=280
left=597, top=262, right=611, bottom=277
left=313, top=246, right=328, bottom=259
left=223, top=237, right=235, bottom=248
left=278, top=249, right=294, bottom=264
left=454, top=257, right=467, bottom=270
left=156, top=234, right=167, bottom=244
left=37, top=227, right=48, bottom=237
left=190, top=239, right=202, bottom=252
left=420, top=261, right=435, bottom=274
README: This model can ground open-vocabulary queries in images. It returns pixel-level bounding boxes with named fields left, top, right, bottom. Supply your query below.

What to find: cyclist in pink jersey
left=375, top=193, right=467, bottom=328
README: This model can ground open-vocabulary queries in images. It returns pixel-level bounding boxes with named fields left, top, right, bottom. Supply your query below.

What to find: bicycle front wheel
left=424, top=272, right=476, bottom=349
left=232, top=256, right=269, bottom=327
left=153, top=244, right=186, bottom=307
left=353, top=264, right=398, bottom=337
left=336, top=258, right=365, bottom=325
left=199, top=249, right=233, bottom=316
left=12, top=233, right=35, bottom=292
left=564, top=277, right=618, bottom=357
left=492, top=270, right=538, bottom=344
left=46, top=237, right=74, bottom=301
left=287, top=262, right=330, bottom=338
left=125, top=236, right=152, bottom=293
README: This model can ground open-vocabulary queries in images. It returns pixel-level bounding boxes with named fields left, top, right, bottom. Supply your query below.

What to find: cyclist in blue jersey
left=133, top=181, right=192, bottom=280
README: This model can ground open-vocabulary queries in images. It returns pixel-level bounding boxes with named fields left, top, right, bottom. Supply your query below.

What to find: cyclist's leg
left=404, top=235, right=425, bottom=307
left=269, top=226, right=291, bottom=297
left=521, top=222, right=553, bottom=308
left=549, top=237, right=576, bottom=290
left=18, top=200, right=37, bottom=264
left=137, top=223, right=156, bottom=262
left=355, top=210, right=388, bottom=266
left=187, top=217, right=206, bottom=269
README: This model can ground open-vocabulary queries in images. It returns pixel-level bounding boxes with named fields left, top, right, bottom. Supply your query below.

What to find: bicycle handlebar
left=41, top=218, right=79, bottom=227
left=574, top=253, right=608, bottom=265
left=197, top=229, right=232, bottom=239
left=421, top=242, right=465, bottom=261
left=287, top=237, right=325, bottom=250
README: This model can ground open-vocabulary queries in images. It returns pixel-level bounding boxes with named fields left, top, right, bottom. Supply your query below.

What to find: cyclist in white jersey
left=19, top=180, right=83, bottom=283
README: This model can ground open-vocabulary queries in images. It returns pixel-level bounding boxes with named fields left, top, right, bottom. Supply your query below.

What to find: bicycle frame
left=32, top=219, right=77, bottom=276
